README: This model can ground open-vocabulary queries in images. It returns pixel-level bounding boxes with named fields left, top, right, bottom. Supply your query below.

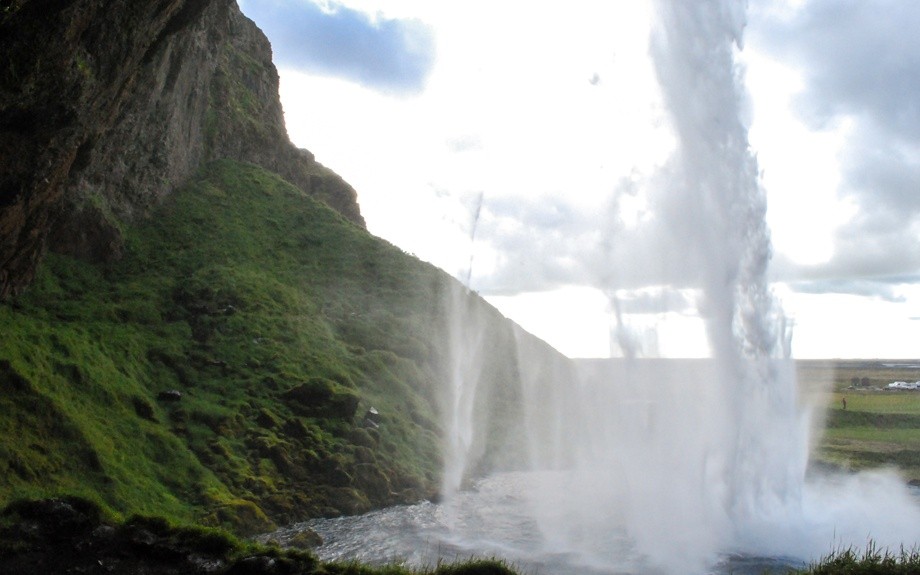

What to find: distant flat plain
left=798, top=360, right=920, bottom=484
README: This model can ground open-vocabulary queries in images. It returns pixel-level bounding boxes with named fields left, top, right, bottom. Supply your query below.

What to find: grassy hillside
left=0, top=159, right=533, bottom=534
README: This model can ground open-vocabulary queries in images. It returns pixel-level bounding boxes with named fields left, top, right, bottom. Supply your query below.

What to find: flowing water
left=266, top=472, right=811, bottom=575
left=269, top=470, right=920, bottom=575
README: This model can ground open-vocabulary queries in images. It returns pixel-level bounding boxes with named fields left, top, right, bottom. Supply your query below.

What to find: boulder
left=362, top=406, right=381, bottom=428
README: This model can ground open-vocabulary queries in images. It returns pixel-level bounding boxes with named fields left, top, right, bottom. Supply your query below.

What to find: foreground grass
left=793, top=543, right=920, bottom=574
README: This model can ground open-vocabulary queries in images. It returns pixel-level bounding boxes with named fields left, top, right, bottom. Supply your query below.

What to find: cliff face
left=0, top=1, right=578, bottom=533
left=0, top=0, right=363, bottom=298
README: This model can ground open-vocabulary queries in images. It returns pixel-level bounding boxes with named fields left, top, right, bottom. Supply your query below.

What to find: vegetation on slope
left=0, top=159, right=528, bottom=534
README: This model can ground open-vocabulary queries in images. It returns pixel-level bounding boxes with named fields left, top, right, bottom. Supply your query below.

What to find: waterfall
left=435, top=1, right=920, bottom=573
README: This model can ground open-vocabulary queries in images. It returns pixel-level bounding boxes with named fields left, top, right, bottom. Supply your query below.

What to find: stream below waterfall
left=260, top=471, right=809, bottom=575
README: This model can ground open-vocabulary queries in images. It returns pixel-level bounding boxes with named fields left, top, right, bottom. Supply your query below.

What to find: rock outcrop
left=0, top=0, right=363, bottom=298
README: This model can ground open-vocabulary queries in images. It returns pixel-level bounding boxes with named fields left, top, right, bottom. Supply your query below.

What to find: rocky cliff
left=0, top=0, right=363, bottom=298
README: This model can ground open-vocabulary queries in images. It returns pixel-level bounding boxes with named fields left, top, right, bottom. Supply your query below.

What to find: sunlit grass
left=823, top=427, right=920, bottom=445
left=829, top=391, right=920, bottom=415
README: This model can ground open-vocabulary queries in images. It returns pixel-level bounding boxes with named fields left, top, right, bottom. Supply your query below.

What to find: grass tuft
left=794, top=541, right=920, bottom=574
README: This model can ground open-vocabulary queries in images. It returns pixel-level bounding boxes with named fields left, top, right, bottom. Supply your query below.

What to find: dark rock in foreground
left=0, top=497, right=316, bottom=575
left=0, top=497, right=519, bottom=575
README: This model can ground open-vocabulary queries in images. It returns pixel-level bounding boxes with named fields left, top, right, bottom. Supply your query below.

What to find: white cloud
left=742, top=50, right=850, bottom=268
left=775, top=284, right=920, bottom=358
left=486, top=286, right=611, bottom=358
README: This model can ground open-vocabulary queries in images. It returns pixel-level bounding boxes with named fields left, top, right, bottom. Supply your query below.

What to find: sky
left=237, top=0, right=920, bottom=359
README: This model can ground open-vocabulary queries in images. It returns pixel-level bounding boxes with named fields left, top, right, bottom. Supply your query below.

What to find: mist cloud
left=240, top=0, right=435, bottom=95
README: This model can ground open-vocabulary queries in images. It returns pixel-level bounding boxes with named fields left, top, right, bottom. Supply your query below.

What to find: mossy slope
left=0, top=159, right=540, bottom=534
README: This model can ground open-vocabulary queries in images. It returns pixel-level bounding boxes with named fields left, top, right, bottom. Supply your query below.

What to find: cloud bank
left=752, top=0, right=920, bottom=296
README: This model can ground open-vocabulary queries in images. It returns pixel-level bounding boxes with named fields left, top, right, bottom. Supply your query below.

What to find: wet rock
left=227, top=555, right=276, bottom=574
left=187, top=553, right=227, bottom=573
left=127, top=526, right=157, bottom=548
left=5, top=497, right=102, bottom=542
left=363, top=406, right=381, bottom=428
left=90, top=524, right=116, bottom=540
left=157, top=389, right=183, bottom=402
left=0, top=497, right=281, bottom=574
